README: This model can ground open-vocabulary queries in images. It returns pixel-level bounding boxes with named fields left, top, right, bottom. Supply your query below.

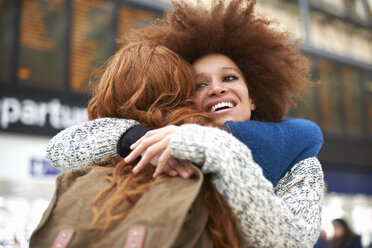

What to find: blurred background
left=0, top=0, right=371, bottom=247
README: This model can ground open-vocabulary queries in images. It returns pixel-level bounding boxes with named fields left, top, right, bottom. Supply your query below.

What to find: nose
left=208, top=82, right=226, bottom=97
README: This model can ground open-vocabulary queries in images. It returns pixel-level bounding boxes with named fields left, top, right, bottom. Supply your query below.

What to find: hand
left=148, top=155, right=194, bottom=178
left=124, top=125, right=193, bottom=178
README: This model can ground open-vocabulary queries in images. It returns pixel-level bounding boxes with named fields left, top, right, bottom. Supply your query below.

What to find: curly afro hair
left=131, top=0, right=312, bottom=122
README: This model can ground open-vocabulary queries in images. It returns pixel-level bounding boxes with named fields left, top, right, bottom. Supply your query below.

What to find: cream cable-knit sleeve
left=45, top=118, right=138, bottom=171
left=170, top=124, right=324, bottom=248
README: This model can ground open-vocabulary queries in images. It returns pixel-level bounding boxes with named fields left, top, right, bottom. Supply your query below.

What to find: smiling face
left=193, top=54, right=256, bottom=126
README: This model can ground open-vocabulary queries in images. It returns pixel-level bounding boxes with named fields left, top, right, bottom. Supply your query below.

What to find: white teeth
left=211, top=102, right=234, bottom=112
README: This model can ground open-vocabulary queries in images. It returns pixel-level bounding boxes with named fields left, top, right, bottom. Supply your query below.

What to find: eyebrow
left=195, top=72, right=207, bottom=78
left=195, top=67, right=241, bottom=78
left=221, top=67, right=241, bottom=73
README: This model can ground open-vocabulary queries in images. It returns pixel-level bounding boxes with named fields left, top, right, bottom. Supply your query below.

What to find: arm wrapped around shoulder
left=45, top=118, right=138, bottom=170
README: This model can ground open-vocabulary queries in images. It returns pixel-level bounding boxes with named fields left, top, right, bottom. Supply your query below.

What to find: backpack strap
left=124, top=225, right=147, bottom=248
left=50, top=228, right=75, bottom=248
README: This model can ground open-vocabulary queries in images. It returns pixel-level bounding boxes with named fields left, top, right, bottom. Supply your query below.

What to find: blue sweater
left=224, top=118, right=323, bottom=186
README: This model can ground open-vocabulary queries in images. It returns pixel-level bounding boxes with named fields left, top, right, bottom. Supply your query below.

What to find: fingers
left=153, top=149, right=194, bottom=179
left=124, top=125, right=187, bottom=178
left=132, top=153, right=158, bottom=174
left=124, top=133, right=164, bottom=164
left=130, top=125, right=177, bottom=150
left=130, top=148, right=194, bottom=179
left=153, top=144, right=172, bottom=177
left=181, top=162, right=194, bottom=179
left=125, top=126, right=177, bottom=164
left=132, top=136, right=171, bottom=174
left=164, top=169, right=178, bottom=177
left=169, top=159, right=194, bottom=179
left=132, top=153, right=179, bottom=178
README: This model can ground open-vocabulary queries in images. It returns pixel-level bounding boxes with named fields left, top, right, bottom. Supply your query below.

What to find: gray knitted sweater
left=46, top=118, right=324, bottom=248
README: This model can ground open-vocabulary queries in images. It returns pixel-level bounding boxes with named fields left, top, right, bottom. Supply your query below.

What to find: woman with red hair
left=31, top=42, right=245, bottom=247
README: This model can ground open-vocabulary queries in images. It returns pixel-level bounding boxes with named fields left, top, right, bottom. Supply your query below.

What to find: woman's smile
left=193, top=54, right=256, bottom=126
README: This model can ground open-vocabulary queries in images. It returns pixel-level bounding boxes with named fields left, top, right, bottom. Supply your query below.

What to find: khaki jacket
left=30, top=165, right=214, bottom=248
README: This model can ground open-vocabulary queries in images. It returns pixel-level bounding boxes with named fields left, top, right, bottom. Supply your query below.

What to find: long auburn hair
left=131, top=0, right=313, bottom=122
left=88, top=42, right=245, bottom=248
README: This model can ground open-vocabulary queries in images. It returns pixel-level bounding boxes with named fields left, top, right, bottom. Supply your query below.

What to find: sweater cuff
left=170, top=124, right=214, bottom=166
left=91, top=119, right=139, bottom=163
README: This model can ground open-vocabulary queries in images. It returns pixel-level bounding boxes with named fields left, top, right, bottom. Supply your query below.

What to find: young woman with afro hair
left=45, top=1, right=324, bottom=247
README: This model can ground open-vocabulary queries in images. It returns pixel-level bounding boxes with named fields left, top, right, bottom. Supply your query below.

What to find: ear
left=250, top=98, right=256, bottom=111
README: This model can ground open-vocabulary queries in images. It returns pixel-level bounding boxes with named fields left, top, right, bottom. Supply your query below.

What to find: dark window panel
left=117, top=4, right=156, bottom=42
left=340, top=66, right=364, bottom=136
left=17, top=0, right=67, bottom=90
left=287, top=57, right=320, bottom=123
left=69, top=0, right=115, bottom=93
left=365, top=72, right=372, bottom=135
left=287, top=84, right=319, bottom=123
left=0, top=0, right=16, bottom=84
left=317, top=60, right=343, bottom=134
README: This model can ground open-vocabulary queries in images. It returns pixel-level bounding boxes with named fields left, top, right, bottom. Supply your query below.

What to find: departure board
left=118, top=5, right=156, bottom=42
left=18, top=0, right=66, bottom=89
left=0, top=0, right=160, bottom=93
left=69, top=0, right=115, bottom=92
left=0, top=0, right=15, bottom=84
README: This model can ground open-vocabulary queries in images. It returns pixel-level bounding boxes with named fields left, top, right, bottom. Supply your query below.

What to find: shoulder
left=225, top=118, right=323, bottom=140
left=275, top=157, right=324, bottom=196
left=282, top=118, right=322, bottom=135
left=284, top=118, right=323, bottom=135
left=282, top=118, right=324, bottom=153
left=279, top=157, right=323, bottom=182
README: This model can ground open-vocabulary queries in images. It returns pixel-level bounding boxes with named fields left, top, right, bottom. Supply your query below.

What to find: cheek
left=240, top=86, right=251, bottom=105
left=237, top=82, right=249, bottom=97
left=239, top=85, right=253, bottom=121
left=241, top=107, right=252, bottom=121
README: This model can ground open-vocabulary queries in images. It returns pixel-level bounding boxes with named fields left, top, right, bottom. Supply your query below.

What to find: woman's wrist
left=117, top=125, right=152, bottom=157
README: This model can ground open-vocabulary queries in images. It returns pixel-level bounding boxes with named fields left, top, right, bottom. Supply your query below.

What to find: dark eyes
left=223, top=75, right=238, bottom=82
left=196, top=75, right=238, bottom=90
left=196, top=82, right=208, bottom=90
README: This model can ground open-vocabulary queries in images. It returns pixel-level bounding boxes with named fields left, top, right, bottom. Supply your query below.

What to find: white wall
left=0, top=132, right=52, bottom=180
left=0, top=132, right=57, bottom=246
